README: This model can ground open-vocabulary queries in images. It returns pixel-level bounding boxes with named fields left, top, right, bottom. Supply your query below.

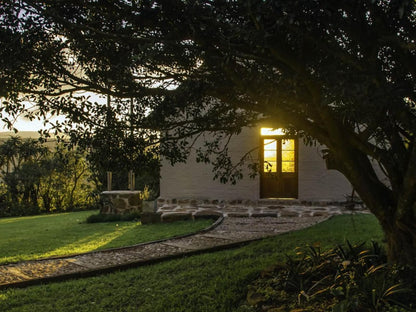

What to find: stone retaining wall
left=157, top=198, right=358, bottom=208
left=156, top=197, right=367, bottom=220
left=100, top=191, right=142, bottom=214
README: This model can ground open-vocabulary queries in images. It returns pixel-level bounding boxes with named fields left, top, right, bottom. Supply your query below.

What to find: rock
left=279, top=211, right=299, bottom=217
left=128, top=194, right=141, bottom=206
left=267, top=205, right=284, bottom=210
left=299, top=211, right=313, bottom=217
left=193, top=210, right=223, bottom=219
left=227, top=212, right=250, bottom=218
left=251, top=212, right=278, bottom=218
left=178, top=199, right=190, bottom=204
left=312, top=211, right=329, bottom=217
left=113, top=198, right=127, bottom=210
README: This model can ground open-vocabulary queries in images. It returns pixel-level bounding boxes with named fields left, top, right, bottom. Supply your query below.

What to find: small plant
left=139, top=185, right=150, bottom=201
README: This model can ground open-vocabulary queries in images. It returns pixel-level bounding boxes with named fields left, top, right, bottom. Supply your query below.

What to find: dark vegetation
left=0, top=136, right=95, bottom=217
left=0, top=135, right=159, bottom=217
left=86, top=211, right=142, bottom=223
left=241, top=242, right=415, bottom=311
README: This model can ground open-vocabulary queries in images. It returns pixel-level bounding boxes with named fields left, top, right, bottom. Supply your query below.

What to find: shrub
left=243, top=242, right=415, bottom=311
left=86, top=212, right=141, bottom=223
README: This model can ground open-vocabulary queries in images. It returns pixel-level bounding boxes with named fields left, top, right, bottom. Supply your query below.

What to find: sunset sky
left=0, top=92, right=106, bottom=132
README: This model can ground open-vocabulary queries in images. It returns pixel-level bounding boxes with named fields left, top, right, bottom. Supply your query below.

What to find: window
left=281, top=139, right=295, bottom=172
left=263, top=139, right=277, bottom=172
left=260, top=127, right=285, bottom=136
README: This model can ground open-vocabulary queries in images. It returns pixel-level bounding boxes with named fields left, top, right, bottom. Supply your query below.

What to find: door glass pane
left=264, top=161, right=277, bottom=172
left=282, top=151, right=294, bottom=162
left=282, top=161, right=295, bottom=172
left=281, top=139, right=295, bottom=172
left=263, top=139, right=277, bottom=172
left=282, top=139, right=295, bottom=151
left=264, top=139, right=276, bottom=150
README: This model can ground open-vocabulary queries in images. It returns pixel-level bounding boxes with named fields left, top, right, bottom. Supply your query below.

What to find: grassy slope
left=0, top=210, right=213, bottom=264
left=0, top=214, right=383, bottom=312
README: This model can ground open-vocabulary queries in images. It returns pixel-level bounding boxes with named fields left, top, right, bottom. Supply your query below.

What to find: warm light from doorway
left=260, top=127, right=285, bottom=136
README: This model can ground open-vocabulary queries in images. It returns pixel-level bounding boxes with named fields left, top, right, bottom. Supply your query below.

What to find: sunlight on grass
left=42, top=222, right=140, bottom=257
left=0, top=222, right=140, bottom=263
left=0, top=210, right=213, bottom=265
left=1, top=223, right=141, bottom=263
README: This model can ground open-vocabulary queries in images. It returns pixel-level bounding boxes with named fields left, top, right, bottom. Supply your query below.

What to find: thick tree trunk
left=322, top=146, right=416, bottom=264
left=381, top=214, right=416, bottom=264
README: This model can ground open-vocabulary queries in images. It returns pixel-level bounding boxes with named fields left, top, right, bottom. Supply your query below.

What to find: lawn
left=0, top=213, right=384, bottom=312
left=0, top=210, right=213, bottom=264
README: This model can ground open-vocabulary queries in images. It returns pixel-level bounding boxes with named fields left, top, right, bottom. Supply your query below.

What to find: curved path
left=0, top=215, right=330, bottom=289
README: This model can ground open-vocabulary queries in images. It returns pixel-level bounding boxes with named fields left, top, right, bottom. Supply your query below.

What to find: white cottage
left=158, top=126, right=352, bottom=209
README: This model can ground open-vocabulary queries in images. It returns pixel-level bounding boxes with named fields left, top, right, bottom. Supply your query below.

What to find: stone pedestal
left=142, top=200, right=157, bottom=213
left=100, top=191, right=142, bottom=215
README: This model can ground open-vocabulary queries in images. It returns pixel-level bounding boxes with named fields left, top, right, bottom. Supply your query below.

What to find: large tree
left=1, top=0, right=415, bottom=264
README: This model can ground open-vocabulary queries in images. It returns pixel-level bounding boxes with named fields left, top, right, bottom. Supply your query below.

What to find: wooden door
left=260, top=135, right=298, bottom=198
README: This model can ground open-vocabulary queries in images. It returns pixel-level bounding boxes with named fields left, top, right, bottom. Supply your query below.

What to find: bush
left=86, top=212, right=141, bottom=223
left=243, top=241, right=416, bottom=312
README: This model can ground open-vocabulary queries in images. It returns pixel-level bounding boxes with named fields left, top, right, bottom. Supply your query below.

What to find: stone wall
left=156, top=198, right=367, bottom=219
left=100, top=191, right=142, bottom=215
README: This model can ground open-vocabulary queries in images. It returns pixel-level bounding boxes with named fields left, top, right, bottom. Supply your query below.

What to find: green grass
left=0, top=214, right=383, bottom=312
left=0, top=210, right=213, bottom=264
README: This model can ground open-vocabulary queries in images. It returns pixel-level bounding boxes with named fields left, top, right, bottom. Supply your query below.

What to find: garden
left=1, top=212, right=413, bottom=312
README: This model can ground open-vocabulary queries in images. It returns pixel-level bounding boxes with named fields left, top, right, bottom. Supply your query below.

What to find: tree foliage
left=1, top=1, right=416, bottom=263
left=0, top=137, right=95, bottom=216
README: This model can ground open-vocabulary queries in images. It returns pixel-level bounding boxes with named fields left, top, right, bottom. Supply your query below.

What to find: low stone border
left=157, top=203, right=369, bottom=219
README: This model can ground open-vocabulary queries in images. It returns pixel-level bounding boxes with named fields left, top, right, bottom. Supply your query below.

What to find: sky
left=0, top=106, right=67, bottom=133
left=0, top=92, right=106, bottom=132
left=0, top=116, right=61, bottom=132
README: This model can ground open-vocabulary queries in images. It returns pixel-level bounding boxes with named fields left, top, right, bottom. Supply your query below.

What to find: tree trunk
left=322, top=147, right=416, bottom=264
left=381, top=214, right=416, bottom=264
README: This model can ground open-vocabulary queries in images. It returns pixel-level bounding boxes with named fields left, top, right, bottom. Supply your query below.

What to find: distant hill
left=0, top=131, right=60, bottom=148
left=0, top=131, right=40, bottom=139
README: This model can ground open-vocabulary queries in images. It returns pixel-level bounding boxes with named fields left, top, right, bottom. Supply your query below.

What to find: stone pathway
left=0, top=205, right=368, bottom=289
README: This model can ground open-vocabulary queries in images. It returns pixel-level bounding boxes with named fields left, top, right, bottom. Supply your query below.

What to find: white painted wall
left=298, top=144, right=352, bottom=201
left=160, top=127, right=352, bottom=202
left=160, top=127, right=260, bottom=201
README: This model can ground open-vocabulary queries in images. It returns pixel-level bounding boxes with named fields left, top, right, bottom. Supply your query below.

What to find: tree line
left=0, top=136, right=159, bottom=217
left=0, top=136, right=95, bottom=216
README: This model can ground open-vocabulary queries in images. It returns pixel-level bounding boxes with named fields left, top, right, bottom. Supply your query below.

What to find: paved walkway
left=0, top=205, right=368, bottom=289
